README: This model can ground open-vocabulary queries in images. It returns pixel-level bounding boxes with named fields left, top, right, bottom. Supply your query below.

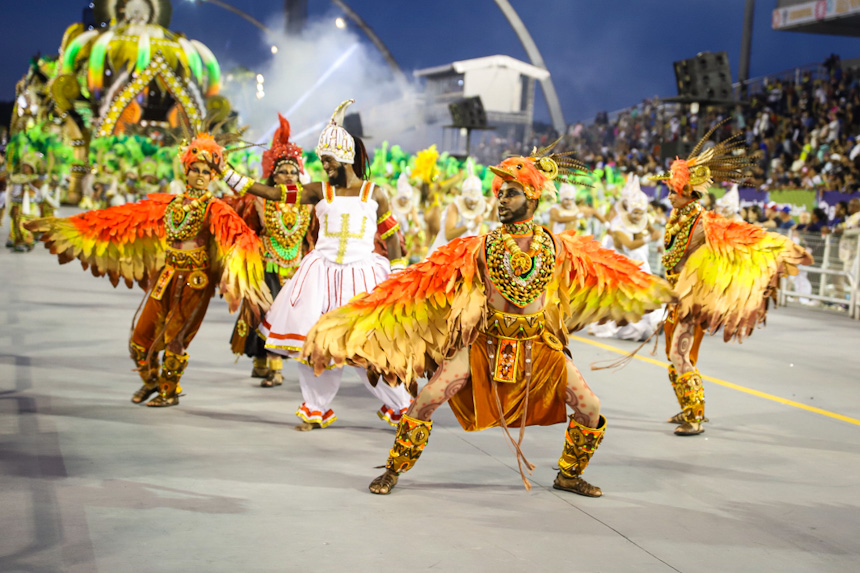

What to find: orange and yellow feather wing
left=552, top=231, right=675, bottom=333
left=25, top=193, right=172, bottom=289
left=207, top=197, right=272, bottom=317
left=676, top=212, right=813, bottom=342
left=301, top=236, right=486, bottom=393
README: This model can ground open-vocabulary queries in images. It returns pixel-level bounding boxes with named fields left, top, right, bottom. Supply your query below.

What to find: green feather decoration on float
left=177, top=37, right=203, bottom=84
left=87, top=30, right=115, bottom=92
left=135, top=31, right=151, bottom=73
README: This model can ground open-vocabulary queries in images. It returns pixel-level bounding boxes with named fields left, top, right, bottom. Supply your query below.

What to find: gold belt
left=482, top=308, right=546, bottom=340
left=481, top=309, right=564, bottom=383
left=151, top=246, right=210, bottom=300
left=165, top=245, right=210, bottom=271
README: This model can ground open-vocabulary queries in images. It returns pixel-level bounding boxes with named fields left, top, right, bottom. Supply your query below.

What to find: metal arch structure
left=492, top=0, right=567, bottom=134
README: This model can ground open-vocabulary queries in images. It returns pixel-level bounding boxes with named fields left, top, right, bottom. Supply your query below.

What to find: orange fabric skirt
left=448, top=332, right=568, bottom=432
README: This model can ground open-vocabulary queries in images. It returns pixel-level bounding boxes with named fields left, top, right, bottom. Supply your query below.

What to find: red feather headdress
left=262, top=114, right=304, bottom=179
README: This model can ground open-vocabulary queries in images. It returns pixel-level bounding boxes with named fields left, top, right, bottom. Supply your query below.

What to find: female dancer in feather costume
left=652, top=125, right=813, bottom=436
left=26, top=134, right=271, bottom=407
left=227, top=114, right=314, bottom=388
left=298, top=149, right=675, bottom=497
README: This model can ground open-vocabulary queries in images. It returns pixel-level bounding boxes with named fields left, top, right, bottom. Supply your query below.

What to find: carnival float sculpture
left=46, top=0, right=226, bottom=202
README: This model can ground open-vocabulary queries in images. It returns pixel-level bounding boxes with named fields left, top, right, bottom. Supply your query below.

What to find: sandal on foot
left=131, top=385, right=158, bottom=404
left=674, top=421, right=704, bottom=436
left=261, top=371, right=283, bottom=388
left=294, top=421, right=322, bottom=432
left=146, top=394, right=180, bottom=407
left=553, top=473, right=603, bottom=497
left=369, top=470, right=399, bottom=495
left=251, top=366, right=269, bottom=379
left=667, top=412, right=709, bottom=424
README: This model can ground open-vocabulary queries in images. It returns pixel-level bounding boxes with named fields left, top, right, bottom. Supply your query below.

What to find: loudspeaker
left=343, top=113, right=363, bottom=138
left=674, top=51, right=732, bottom=101
left=448, top=96, right=487, bottom=129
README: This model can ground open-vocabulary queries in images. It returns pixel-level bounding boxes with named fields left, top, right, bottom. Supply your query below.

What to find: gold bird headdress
left=489, top=138, right=591, bottom=200
left=652, top=120, right=756, bottom=198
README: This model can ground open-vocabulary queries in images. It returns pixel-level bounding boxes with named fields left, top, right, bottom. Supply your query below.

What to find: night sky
left=1, top=0, right=856, bottom=123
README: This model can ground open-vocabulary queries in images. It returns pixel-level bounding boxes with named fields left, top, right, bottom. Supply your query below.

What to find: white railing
left=779, top=229, right=860, bottom=320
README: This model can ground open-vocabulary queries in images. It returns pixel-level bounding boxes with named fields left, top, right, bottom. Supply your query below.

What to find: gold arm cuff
left=379, top=223, right=400, bottom=240
left=238, top=177, right=255, bottom=196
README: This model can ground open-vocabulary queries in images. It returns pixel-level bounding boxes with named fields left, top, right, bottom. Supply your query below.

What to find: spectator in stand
left=746, top=204, right=763, bottom=224
left=827, top=201, right=849, bottom=232
left=796, top=207, right=829, bottom=233
left=760, top=202, right=780, bottom=228
left=777, top=206, right=796, bottom=230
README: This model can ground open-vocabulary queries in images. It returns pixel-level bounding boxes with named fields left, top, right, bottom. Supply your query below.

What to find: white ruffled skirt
left=261, top=250, right=390, bottom=356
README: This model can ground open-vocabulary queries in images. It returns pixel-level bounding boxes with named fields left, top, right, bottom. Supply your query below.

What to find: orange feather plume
left=181, top=133, right=224, bottom=172
left=490, top=157, right=549, bottom=200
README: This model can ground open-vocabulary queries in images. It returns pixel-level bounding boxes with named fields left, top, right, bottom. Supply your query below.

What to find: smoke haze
left=218, top=13, right=422, bottom=153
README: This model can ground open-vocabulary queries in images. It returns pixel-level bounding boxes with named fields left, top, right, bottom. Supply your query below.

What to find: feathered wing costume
left=26, top=192, right=270, bottom=316
left=303, top=231, right=672, bottom=396
left=304, top=145, right=674, bottom=495
left=674, top=211, right=811, bottom=342
left=652, top=121, right=813, bottom=434
left=653, top=122, right=813, bottom=342
left=25, top=133, right=270, bottom=408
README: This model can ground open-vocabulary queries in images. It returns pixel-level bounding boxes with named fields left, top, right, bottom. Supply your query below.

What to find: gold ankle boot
left=251, top=356, right=269, bottom=378
left=553, top=415, right=606, bottom=497
left=147, top=350, right=187, bottom=407
left=369, top=415, right=432, bottom=495
left=129, top=341, right=159, bottom=404
left=262, top=357, right=284, bottom=387
left=673, top=370, right=705, bottom=435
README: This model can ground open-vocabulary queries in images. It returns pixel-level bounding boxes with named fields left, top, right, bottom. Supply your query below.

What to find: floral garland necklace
left=165, top=186, right=212, bottom=242
left=661, top=200, right=703, bottom=271
left=486, top=219, right=556, bottom=307
left=262, top=199, right=312, bottom=269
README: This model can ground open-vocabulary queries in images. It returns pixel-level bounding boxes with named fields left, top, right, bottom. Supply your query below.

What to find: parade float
left=41, top=0, right=229, bottom=202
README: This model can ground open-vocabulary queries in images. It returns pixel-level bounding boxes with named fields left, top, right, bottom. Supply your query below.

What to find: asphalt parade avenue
left=2, top=220, right=859, bottom=573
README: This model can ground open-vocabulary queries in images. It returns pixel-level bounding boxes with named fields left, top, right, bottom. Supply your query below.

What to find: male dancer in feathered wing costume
left=653, top=125, right=812, bottom=435
left=27, top=134, right=271, bottom=407
left=219, top=100, right=413, bottom=430
left=300, top=148, right=675, bottom=497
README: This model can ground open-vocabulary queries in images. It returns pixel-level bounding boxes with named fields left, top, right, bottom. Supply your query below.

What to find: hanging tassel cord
left=590, top=306, right=668, bottom=372
left=488, top=337, right=536, bottom=491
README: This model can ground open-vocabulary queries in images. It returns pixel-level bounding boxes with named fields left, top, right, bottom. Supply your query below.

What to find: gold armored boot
left=668, top=365, right=708, bottom=425
left=147, top=350, right=187, bottom=407
left=368, top=415, right=432, bottom=495
left=130, top=341, right=159, bottom=404
left=251, top=356, right=269, bottom=379
left=672, top=370, right=705, bottom=436
left=553, top=414, right=606, bottom=497
left=261, top=356, right=284, bottom=388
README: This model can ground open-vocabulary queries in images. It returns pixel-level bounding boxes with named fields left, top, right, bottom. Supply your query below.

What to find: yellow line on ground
left=570, top=335, right=860, bottom=427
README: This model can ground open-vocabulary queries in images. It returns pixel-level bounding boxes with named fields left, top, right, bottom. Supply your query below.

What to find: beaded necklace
left=262, top=200, right=312, bottom=268
left=486, top=224, right=555, bottom=307
left=165, top=187, right=212, bottom=243
left=661, top=200, right=703, bottom=271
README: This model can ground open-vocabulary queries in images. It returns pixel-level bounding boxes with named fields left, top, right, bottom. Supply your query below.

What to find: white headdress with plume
left=558, top=182, right=577, bottom=202
left=616, top=174, right=649, bottom=233
left=461, top=159, right=483, bottom=199
left=316, top=99, right=356, bottom=164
